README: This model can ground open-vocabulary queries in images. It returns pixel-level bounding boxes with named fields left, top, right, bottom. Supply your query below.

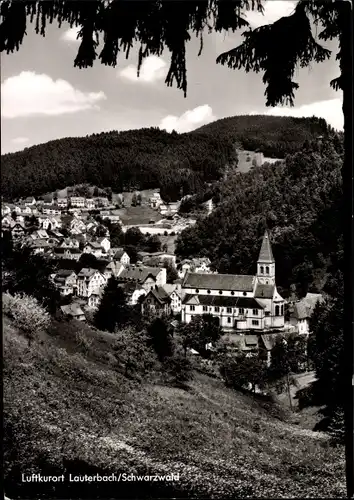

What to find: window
left=226, top=307, right=232, bottom=314
left=203, top=306, right=208, bottom=312
left=195, top=289, right=199, bottom=293
left=227, top=317, right=231, bottom=324
left=281, top=305, right=284, bottom=315
left=231, top=291, right=235, bottom=296
left=219, top=290, right=223, bottom=295
left=243, top=292, right=247, bottom=296
left=275, top=305, right=280, bottom=316
left=266, top=266, right=269, bottom=274
left=239, top=308, right=244, bottom=314
left=215, top=306, right=220, bottom=312
left=252, top=320, right=259, bottom=326
left=207, top=289, right=211, bottom=294
left=253, top=309, right=258, bottom=315
left=260, top=265, right=264, bottom=274
left=190, top=305, right=195, bottom=311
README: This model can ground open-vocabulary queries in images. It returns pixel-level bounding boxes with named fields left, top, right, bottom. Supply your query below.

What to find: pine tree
left=94, top=277, right=128, bottom=332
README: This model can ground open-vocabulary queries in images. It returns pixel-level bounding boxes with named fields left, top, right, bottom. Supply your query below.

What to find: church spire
left=257, top=230, right=275, bottom=284
left=258, top=230, right=274, bottom=263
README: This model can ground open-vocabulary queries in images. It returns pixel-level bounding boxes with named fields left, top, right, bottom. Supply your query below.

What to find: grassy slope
left=4, top=315, right=345, bottom=499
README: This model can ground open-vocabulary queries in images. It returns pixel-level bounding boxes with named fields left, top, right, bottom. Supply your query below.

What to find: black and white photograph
left=1, top=0, right=352, bottom=498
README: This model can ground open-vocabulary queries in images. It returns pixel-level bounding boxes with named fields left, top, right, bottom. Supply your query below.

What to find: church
left=181, top=231, right=285, bottom=331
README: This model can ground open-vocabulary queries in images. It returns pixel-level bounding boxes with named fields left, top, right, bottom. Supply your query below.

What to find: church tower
left=257, top=230, right=275, bottom=285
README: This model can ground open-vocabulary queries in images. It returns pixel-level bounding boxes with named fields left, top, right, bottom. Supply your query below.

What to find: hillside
left=192, top=115, right=331, bottom=158
left=1, top=127, right=236, bottom=202
left=4, top=314, right=345, bottom=499
left=176, top=134, right=343, bottom=296
left=1, top=116, right=330, bottom=202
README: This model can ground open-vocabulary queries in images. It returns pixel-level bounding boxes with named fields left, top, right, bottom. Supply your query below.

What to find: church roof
left=254, top=283, right=275, bottom=299
left=182, top=294, right=264, bottom=309
left=258, top=230, right=274, bottom=263
left=183, top=272, right=255, bottom=292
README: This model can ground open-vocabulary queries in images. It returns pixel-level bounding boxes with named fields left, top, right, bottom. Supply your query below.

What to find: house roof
left=56, top=269, right=76, bottom=278
left=254, top=283, right=275, bottom=299
left=162, top=284, right=179, bottom=296
left=258, top=230, right=274, bottom=263
left=183, top=294, right=264, bottom=309
left=119, top=266, right=161, bottom=283
left=227, top=334, right=259, bottom=351
left=292, top=293, right=323, bottom=320
left=61, top=303, right=85, bottom=317
left=78, top=267, right=99, bottom=278
left=144, top=286, right=171, bottom=304
left=85, top=241, right=102, bottom=249
left=183, top=272, right=255, bottom=292
left=113, top=248, right=125, bottom=259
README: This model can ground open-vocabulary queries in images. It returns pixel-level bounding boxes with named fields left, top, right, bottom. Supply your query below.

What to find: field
left=3, top=314, right=346, bottom=499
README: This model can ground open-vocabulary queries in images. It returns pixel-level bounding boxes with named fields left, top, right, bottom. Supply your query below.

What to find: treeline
left=193, top=115, right=331, bottom=158
left=176, top=134, right=343, bottom=296
left=1, top=127, right=236, bottom=202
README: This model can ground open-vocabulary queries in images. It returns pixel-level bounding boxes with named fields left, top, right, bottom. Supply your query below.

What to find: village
left=1, top=187, right=323, bottom=362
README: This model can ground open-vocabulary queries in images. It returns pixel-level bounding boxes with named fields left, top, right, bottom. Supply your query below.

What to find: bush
left=2, top=292, right=50, bottom=345
left=163, top=350, right=193, bottom=388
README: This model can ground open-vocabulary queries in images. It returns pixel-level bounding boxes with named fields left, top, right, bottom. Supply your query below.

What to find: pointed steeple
left=258, top=230, right=274, bottom=263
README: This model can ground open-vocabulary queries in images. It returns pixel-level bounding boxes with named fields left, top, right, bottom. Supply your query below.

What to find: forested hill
left=1, top=127, right=236, bottom=202
left=176, top=133, right=344, bottom=297
left=2, top=115, right=330, bottom=202
left=192, top=115, right=331, bottom=158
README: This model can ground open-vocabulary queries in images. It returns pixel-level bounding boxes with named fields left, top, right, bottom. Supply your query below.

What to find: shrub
left=164, top=231, right=168, bottom=236
left=171, top=231, right=176, bottom=236
left=75, top=330, right=93, bottom=351
left=2, top=292, right=50, bottom=345
left=163, top=350, right=193, bottom=388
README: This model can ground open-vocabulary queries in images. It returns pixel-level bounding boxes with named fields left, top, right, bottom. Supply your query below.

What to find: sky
left=1, top=0, right=343, bottom=154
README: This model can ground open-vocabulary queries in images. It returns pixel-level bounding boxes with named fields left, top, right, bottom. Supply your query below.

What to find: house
left=42, top=204, right=61, bottom=216
left=181, top=231, right=285, bottom=332
left=61, top=303, right=86, bottom=321
left=1, top=205, right=11, bottom=216
left=77, top=268, right=106, bottom=298
left=69, top=217, right=86, bottom=235
left=20, top=205, right=33, bottom=216
left=85, top=198, right=95, bottom=210
left=83, top=241, right=103, bottom=258
left=162, top=283, right=183, bottom=314
left=150, top=192, right=162, bottom=209
left=11, top=223, right=26, bottom=239
left=289, top=293, right=324, bottom=335
left=97, top=236, right=111, bottom=253
left=160, top=202, right=180, bottom=216
left=54, top=247, right=82, bottom=260
left=38, top=216, right=61, bottom=231
left=2, top=216, right=16, bottom=230
left=141, top=286, right=172, bottom=316
left=138, top=251, right=176, bottom=268
left=177, top=257, right=212, bottom=279
left=24, top=196, right=36, bottom=206
left=70, top=197, right=86, bottom=208
left=122, top=282, right=147, bottom=306
left=27, top=238, right=51, bottom=254
left=30, top=229, right=49, bottom=240
left=57, top=198, right=68, bottom=209
left=112, top=248, right=130, bottom=266
left=53, top=270, right=77, bottom=295
left=118, top=265, right=167, bottom=292
left=102, top=261, right=125, bottom=281
left=87, top=291, right=102, bottom=309
left=59, top=238, right=80, bottom=249
left=95, top=197, right=109, bottom=207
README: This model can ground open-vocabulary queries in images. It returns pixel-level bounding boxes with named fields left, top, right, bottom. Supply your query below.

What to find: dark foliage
left=176, top=135, right=343, bottom=294
left=1, top=127, right=236, bottom=201
left=94, top=277, right=129, bottom=332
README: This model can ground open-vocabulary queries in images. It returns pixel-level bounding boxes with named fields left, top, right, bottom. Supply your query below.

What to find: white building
left=289, top=293, right=324, bottom=335
left=181, top=231, right=285, bottom=331
left=77, top=268, right=106, bottom=298
left=70, top=197, right=86, bottom=208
